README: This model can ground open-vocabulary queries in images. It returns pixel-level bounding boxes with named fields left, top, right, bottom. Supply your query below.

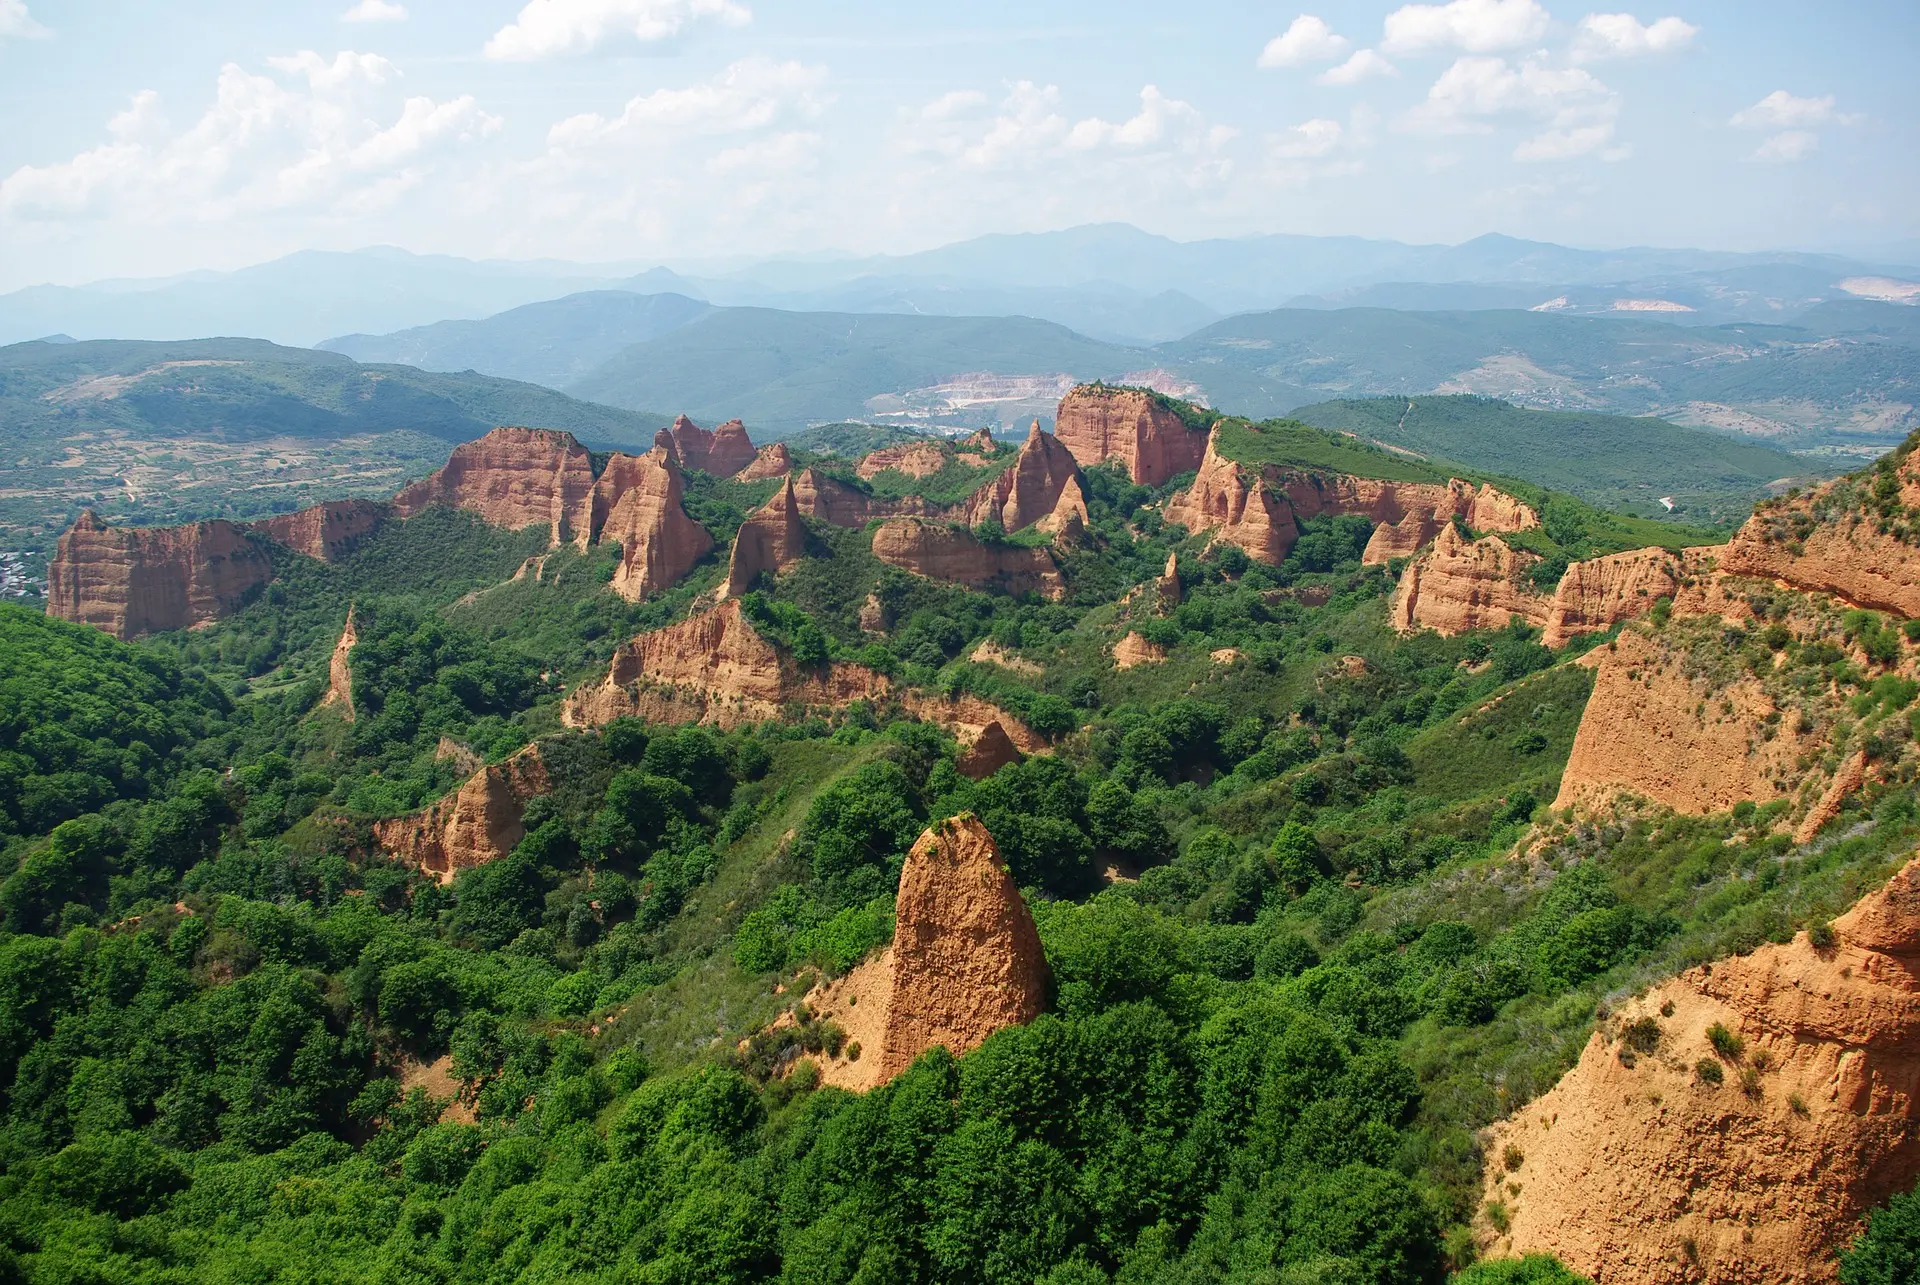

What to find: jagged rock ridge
left=372, top=745, right=550, bottom=884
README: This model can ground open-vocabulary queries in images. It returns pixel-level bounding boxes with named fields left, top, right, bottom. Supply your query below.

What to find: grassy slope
left=1292, top=394, right=1822, bottom=522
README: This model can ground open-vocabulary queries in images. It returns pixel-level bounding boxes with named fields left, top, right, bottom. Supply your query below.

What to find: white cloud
left=1406, top=54, right=1622, bottom=161
left=484, top=0, right=749, bottom=61
left=0, top=51, right=499, bottom=222
left=1571, top=13, right=1697, bottom=61
left=1751, top=130, right=1817, bottom=163
left=1270, top=118, right=1344, bottom=158
left=342, top=0, right=408, bottom=22
left=1382, top=0, right=1550, bottom=55
left=0, top=0, right=48, bottom=39
left=1317, top=49, right=1398, bottom=85
left=547, top=56, right=824, bottom=149
left=1729, top=90, right=1849, bottom=130
left=1258, top=15, right=1350, bottom=68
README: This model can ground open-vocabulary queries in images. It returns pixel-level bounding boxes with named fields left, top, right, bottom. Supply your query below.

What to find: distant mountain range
left=7, top=225, right=1916, bottom=349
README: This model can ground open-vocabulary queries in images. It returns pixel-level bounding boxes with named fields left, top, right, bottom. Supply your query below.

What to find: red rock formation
left=1481, top=856, right=1920, bottom=1284
left=1113, top=632, right=1169, bottom=669
left=320, top=608, right=357, bottom=720
left=249, top=499, right=385, bottom=562
left=790, top=468, right=891, bottom=527
left=592, top=447, right=714, bottom=602
left=1796, top=748, right=1870, bottom=844
left=1721, top=464, right=1920, bottom=618
left=723, top=475, right=809, bottom=598
left=955, top=722, right=1025, bottom=780
left=1053, top=384, right=1209, bottom=486
left=46, top=510, right=273, bottom=639
left=1156, top=552, right=1183, bottom=612
left=1541, top=545, right=1695, bottom=648
left=737, top=441, right=794, bottom=482
left=562, top=600, right=890, bottom=729
left=391, top=426, right=597, bottom=547
left=1391, top=525, right=1551, bottom=635
left=372, top=745, right=550, bottom=884
left=856, top=440, right=952, bottom=480
left=1551, top=627, right=1799, bottom=816
left=898, top=690, right=1048, bottom=755
left=1164, top=433, right=1296, bottom=563
left=796, top=814, right=1049, bottom=1091
left=663, top=415, right=757, bottom=479
left=1037, top=475, right=1090, bottom=542
left=955, top=422, right=1084, bottom=534
left=870, top=517, right=1065, bottom=600
left=958, top=427, right=998, bottom=454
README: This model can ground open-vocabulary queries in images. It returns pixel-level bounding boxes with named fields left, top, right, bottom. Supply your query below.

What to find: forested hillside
left=3, top=390, right=1916, bottom=1285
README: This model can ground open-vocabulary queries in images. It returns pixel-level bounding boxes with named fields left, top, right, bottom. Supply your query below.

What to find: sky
left=0, top=0, right=1914, bottom=290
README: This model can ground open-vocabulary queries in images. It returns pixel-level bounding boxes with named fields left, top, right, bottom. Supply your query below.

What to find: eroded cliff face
left=320, top=608, right=357, bottom=720
left=1482, top=856, right=1920, bottom=1285
left=594, top=447, right=714, bottom=602
left=1541, top=546, right=1699, bottom=648
left=789, top=468, right=931, bottom=527
left=870, top=517, right=1065, bottom=600
left=249, top=499, right=385, bottom=562
left=737, top=441, right=794, bottom=482
left=1165, top=429, right=1540, bottom=569
left=723, top=475, right=810, bottom=598
left=954, top=421, right=1082, bottom=533
left=1054, top=385, right=1208, bottom=486
left=562, top=600, right=890, bottom=729
left=372, top=744, right=550, bottom=884
left=898, top=690, right=1049, bottom=757
left=662, top=415, right=758, bottom=479
left=1390, top=525, right=1548, bottom=635
left=391, top=426, right=597, bottom=546
left=46, top=510, right=273, bottom=640
left=1722, top=457, right=1920, bottom=617
left=797, top=814, right=1049, bottom=1091
left=856, top=440, right=951, bottom=480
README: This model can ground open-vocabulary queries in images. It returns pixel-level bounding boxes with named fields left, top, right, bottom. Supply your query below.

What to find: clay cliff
left=856, top=440, right=952, bottom=480
left=871, top=517, right=1066, bottom=600
left=1390, top=525, right=1547, bottom=635
left=955, top=421, right=1083, bottom=533
left=1054, top=384, right=1209, bottom=486
left=391, top=426, right=597, bottom=547
left=592, top=447, right=714, bottom=602
left=248, top=499, right=385, bottom=562
left=1163, top=433, right=1295, bottom=564
left=320, top=608, right=358, bottom=720
left=561, top=600, right=890, bottom=730
left=1721, top=456, right=1920, bottom=617
left=723, top=475, right=810, bottom=598
left=1540, top=546, right=1700, bottom=648
left=1481, top=856, right=1920, bottom=1284
left=372, top=744, right=550, bottom=884
left=661, top=415, right=758, bottom=479
left=789, top=468, right=934, bottom=527
left=737, top=441, right=794, bottom=482
left=793, top=814, right=1049, bottom=1091
left=46, top=510, right=273, bottom=640
left=898, top=690, right=1049, bottom=757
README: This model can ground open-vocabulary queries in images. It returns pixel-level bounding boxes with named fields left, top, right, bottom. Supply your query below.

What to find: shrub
left=1809, top=920, right=1837, bottom=950
left=1740, top=1067, right=1763, bottom=1099
left=1696, top=1058, right=1724, bottom=1086
left=1841, top=1188, right=1920, bottom=1285
left=1706, top=1022, right=1745, bottom=1062
left=1621, top=1016, right=1661, bottom=1054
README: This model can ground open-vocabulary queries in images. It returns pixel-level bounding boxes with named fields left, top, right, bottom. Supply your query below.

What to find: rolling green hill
left=1290, top=394, right=1824, bottom=523
left=565, top=307, right=1144, bottom=431
left=0, top=338, right=672, bottom=559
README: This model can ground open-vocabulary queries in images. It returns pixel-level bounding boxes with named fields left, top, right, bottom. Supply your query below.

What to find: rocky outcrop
left=1391, top=525, right=1550, bottom=635
left=391, top=426, right=597, bottom=547
left=46, top=510, right=273, bottom=640
left=1796, top=749, right=1870, bottom=845
left=320, top=608, right=357, bottom=720
left=592, top=447, right=713, bottom=602
left=899, top=691, right=1048, bottom=756
left=797, top=814, right=1049, bottom=1091
left=1541, top=546, right=1694, bottom=648
left=1036, top=474, right=1090, bottom=541
left=856, top=440, right=952, bottom=480
left=790, top=468, right=911, bottom=527
left=373, top=744, right=550, bottom=884
left=1552, top=627, right=1800, bottom=816
left=1165, top=429, right=1539, bottom=568
left=662, top=415, right=758, bottom=479
left=1113, top=632, right=1169, bottom=669
left=1156, top=552, right=1183, bottom=613
left=955, top=422, right=1081, bottom=534
left=723, top=476, right=809, bottom=598
left=958, top=427, right=997, bottom=454
left=1053, top=384, right=1209, bottom=486
left=562, top=601, right=889, bottom=730
left=1721, top=459, right=1920, bottom=619
left=249, top=499, right=385, bottom=562
left=1481, top=857, right=1920, bottom=1284
left=1164, top=433, right=1294, bottom=564
left=737, top=441, right=794, bottom=482
left=870, top=518, right=1065, bottom=600
left=955, top=722, right=1024, bottom=780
